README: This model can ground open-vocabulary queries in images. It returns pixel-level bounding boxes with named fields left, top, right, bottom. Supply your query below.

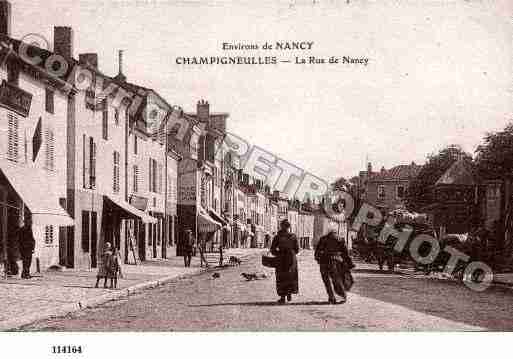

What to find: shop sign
left=0, top=80, right=32, bottom=117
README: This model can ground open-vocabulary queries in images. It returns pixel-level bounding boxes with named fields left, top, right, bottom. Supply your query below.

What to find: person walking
left=18, top=214, right=35, bottom=279
left=270, top=219, right=299, bottom=304
left=315, top=229, right=354, bottom=304
left=95, top=242, right=113, bottom=288
left=183, top=230, right=194, bottom=268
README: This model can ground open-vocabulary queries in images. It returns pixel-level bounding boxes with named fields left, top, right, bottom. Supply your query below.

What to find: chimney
left=197, top=99, right=210, bottom=122
left=0, top=1, right=11, bottom=37
left=114, top=49, right=126, bottom=82
left=54, top=26, right=74, bottom=59
left=367, top=162, right=372, bottom=174
left=79, top=53, right=98, bottom=69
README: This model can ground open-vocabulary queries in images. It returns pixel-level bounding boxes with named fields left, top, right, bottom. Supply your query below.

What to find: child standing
left=108, top=248, right=123, bottom=289
left=95, top=242, right=113, bottom=288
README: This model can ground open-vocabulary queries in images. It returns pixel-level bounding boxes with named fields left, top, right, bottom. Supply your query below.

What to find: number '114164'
left=52, top=346, right=83, bottom=354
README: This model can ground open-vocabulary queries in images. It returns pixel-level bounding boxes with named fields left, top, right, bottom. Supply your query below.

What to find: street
left=20, top=252, right=513, bottom=331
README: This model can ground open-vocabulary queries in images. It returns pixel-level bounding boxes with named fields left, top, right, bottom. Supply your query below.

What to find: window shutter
left=45, top=88, right=54, bottom=114
left=7, top=113, right=18, bottom=161
left=83, top=135, right=90, bottom=189
left=102, top=99, right=108, bottom=140
left=158, top=163, right=163, bottom=194
left=133, top=165, right=138, bottom=193
left=149, top=158, right=152, bottom=192
left=113, top=151, right=120, bottom=193
left=90, top=139, right=96, bottom=188
left=44, top=126, right=55, bottom=171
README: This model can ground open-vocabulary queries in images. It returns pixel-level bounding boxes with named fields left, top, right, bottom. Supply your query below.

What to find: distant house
left=365, top=162, right=422, bottom=213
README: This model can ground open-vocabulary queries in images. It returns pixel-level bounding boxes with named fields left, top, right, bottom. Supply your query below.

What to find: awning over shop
left=198, top=206, right=222, bottom=233
left=208, top=209, right=228, bottom=226
left=104, top=195, right=157, bottom=224
left=0, top=159, right=74, bottom=227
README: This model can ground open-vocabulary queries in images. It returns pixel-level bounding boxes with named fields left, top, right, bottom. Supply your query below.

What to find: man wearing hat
left=315, top=228, right=354, bottom=304
left=183, top=229, right=195, bottom=267
left=270, top=219, right=299, bottom=304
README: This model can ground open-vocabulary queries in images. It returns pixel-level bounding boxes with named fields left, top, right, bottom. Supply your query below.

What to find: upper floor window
left=189, top=132, right=199, bottom=160
left=149, top=158, right=159, bottom=193
left=134, top=136, right=138, bottom=155
left=378, top=185, right=386, bottom=200
left=114, top=108, right=120, bottom=126
left=45, top=88, right=54, bottom=114
left=113, top=151, right=120, bottom=193
left=158, top=163, right=163, bottom=194
left=44, top=126, right=55, bottom=171
left=396, top=186, right=405, bottom=200
left=83, top=136, right=97, bottom=189
left=7, top=113, right=19, bottom=162
left=7, top=61, right=19, bottom=85
left=102, top=99, right=108, bottom=140
left=133, top=165, right=139, bottom=193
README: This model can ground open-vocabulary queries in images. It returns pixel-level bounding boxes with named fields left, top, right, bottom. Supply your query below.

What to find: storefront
left=103, top=195, right=156, bottom=265
left=0, top=159, right=74, bottom=273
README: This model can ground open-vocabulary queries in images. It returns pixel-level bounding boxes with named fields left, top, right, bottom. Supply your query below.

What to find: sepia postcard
left=0, top=0, right=512, bottom=357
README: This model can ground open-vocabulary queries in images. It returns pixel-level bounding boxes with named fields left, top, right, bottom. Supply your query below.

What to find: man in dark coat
left=18, top=215, right=35, bottom=279
left=315, top=229, right=354, bottom=304
left=183, top=230, right=194, bottom=268
left=270, top=219, right=299, bottom=304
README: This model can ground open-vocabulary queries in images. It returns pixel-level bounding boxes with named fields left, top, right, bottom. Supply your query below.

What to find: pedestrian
left=108, top=248, right=123, bottom=289
left=314, top=229, right=354, bottom=304
left=95, top=242, right=113, bottom=288
left=264, top=233, right=271, bottom=248
left=270, top=219, right=299, bottom=304
left=18, top=214, right=35, bottom=279
left=183, top=229, right=194, bottom=268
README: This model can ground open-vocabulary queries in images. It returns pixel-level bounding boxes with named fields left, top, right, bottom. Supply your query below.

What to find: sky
left=11, top=0, right=513, bottom=183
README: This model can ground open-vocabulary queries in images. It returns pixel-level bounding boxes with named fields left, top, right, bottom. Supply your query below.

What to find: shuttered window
left=45, top=88, right=54, bottom=114
left=102, top=99, right=108, bottom=140
left=149, top=158, right=159, bottom=193
left=90, top=138, right=96, bottom=189
left=133, top=165, right=139, bottom=193
left=113, top=151, right=120, bottom=193
left=7, top=113, right=19, bottom=161
left=44, top=126, right=55, bottom=171
left=83, top=135, right=89, bottom=188
left=158, top=163, right=163, bottom=194
left=83, top=136, right=96, bottom=189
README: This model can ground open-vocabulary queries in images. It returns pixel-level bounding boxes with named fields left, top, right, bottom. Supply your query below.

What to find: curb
left=1, top=250, right=263, bottom=331
left=0, top=268, right=205, bottom=331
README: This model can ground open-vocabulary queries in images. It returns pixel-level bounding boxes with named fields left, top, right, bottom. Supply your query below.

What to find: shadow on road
left=352, top=268, right=406, bottom=275
left=351, top=275, right=513, bottom=330
left=191, top=300, right=334, bottom=307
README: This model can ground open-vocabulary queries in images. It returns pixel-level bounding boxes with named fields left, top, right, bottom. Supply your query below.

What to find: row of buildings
left=0, top=1, right=337, bottom=272
left=350, top=154, right=510, bottom=264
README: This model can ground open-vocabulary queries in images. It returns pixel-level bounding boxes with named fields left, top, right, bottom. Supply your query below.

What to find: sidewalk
left=0, top=248, right=262, bottom=331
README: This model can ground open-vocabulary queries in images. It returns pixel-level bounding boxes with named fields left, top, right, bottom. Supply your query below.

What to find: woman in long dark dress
left=270, top=219, right=299, bottom=304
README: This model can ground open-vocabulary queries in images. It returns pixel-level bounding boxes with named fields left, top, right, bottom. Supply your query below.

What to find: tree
left=475, top=123, right=513, bottom=180
left=405, top=145, right=472, bottom=212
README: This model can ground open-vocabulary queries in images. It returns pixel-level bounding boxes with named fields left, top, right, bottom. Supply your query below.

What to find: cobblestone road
left=20, top=251, right=513, bottom=331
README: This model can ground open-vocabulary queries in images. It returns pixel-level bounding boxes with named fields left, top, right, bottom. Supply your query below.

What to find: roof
left=435, top=159, right=476, bottom=186
left=369, top=163, right=422, bottom=181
